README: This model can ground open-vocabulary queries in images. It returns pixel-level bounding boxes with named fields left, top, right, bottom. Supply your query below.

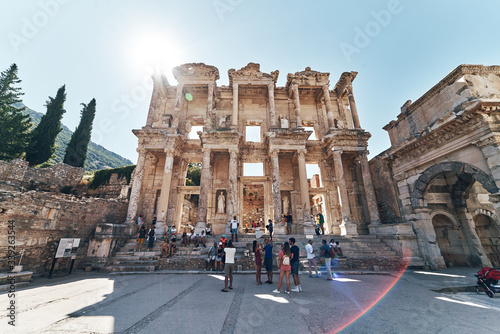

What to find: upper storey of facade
left=141, top=62, right=365, bottom=145
left=384, top=65, right=500, bottom=148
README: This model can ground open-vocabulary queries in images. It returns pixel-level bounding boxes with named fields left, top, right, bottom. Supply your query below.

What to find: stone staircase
left=101, top=233, right=406, bottom=273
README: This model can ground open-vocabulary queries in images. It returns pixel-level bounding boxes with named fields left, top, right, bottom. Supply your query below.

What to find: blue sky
left=1, top=0, right=499, bottom=163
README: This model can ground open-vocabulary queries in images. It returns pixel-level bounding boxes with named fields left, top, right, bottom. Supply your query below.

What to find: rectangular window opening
left=246, top=126, right=261, bottom=142
left=188, top=126, right=204, bottom=139
left=306, top=164, right=322, bottom=187
left=303, top=126, right=317, bottom=140
left=243, top=163, right=264, bottom=177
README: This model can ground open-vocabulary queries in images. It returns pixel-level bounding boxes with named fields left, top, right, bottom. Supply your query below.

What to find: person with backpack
left=273, top=242, right=291, bottom=294
left=321, top=239, right=333, bottom=280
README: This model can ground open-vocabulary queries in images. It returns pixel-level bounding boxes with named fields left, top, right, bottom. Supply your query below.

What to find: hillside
left=18, top=103, right=133, bottom=171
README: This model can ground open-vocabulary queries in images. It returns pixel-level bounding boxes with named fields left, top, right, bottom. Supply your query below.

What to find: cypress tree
left=0, top=64, right=31, bottom=161
left=26, top=85, right=66, bottom=166
left=63, top=98, right=96, bottom=168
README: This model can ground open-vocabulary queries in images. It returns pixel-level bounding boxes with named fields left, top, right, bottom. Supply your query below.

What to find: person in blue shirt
left=263, top=238, right=274, bottom=284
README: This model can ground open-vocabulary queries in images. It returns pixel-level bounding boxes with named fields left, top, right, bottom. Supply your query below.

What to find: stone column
left=268, top=83, right=277, bottom=127
left=456, top=207, right=492, bottom=267
left=323, top=85, right=335, bottom=129
left=206, top=82, right=215, bottom=127
left=270, top=149, right=282, bottom=225
left=359, top=151, right=381, bottom=226
left=232, top=83, right=238, bottom=128
left=197, top=148, right=211, bottom=227
left=126, top=149, right=147, bottom=223
left=292, top=83, right=302, bottom=127
left=156, top=148, right=175, bottom=236
left=332, top=150, right=357, bottom=235
left=173, top=83, right=184, bottom=128
left=297, top=149, right=311, bottom=222
left=346, top=85, right=361, bottom=129
left=227, top=149, right=239, bottom=221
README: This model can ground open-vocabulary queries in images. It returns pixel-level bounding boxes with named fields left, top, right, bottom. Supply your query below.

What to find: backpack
left=323, top=245, right=331, bottom=258
left=283, top=255, right=290, bottom=266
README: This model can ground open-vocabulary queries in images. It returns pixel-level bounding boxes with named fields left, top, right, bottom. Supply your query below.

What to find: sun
left=127, top=27, right=185, bottom=82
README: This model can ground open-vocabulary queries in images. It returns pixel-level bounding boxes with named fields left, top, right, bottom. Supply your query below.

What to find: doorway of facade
left=474, top=214, right=500, bottom=266
left=432, top=213, right=470, bottom=267
left=242, top=184, right=265, bottom=233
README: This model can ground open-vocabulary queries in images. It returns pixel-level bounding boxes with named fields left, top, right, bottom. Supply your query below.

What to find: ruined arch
left=411, top=162, right=498, bottom=209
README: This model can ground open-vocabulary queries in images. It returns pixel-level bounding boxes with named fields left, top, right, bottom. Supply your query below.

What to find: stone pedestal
left=340, top=221, right=358, bottom=236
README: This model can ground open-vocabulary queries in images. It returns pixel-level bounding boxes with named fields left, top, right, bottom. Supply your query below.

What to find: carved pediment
left=228, top=62, right=279, bottom=86
left=172, top=63, right=220, bottom=82
left=286, top=67, right=331, bottom=88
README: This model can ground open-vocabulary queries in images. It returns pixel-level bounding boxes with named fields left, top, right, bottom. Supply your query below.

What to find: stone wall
left=0, top=189, right=128, bottom=275
left=0, top=159, right=84, bottom=192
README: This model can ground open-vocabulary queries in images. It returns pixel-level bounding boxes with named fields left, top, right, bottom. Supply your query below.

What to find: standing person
left=289, top=238, right=302, bottom=292
left=263, top=238, right=273, bottom=284
left=266, top=219, right=274, bottom=240
left=321, top=239, right=333, bottom=280
left=230, top=216, right=239, bottom=242
left=146, top=226, right=156, bottom=251
left=305, top=239, right=319, bottom=277
left=253, top=240, right=263, bottom=285
left=221, top=240, right=236, bottom=292
left=216, top=242, right=224, bottom=271
left=285, top=214, right=293, bottom=234
left=137, top=214, right=144, bottom=232
left=135, top=225, right=147, bottom=251
left=273, top=242, right=291, bottom=294
left=206, top=242, right=217, bottom=271
left=317, top=212, right=325, bottom=235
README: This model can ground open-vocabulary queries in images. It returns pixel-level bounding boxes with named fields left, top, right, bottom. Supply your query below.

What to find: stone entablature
left=127, top=62, right=380, bottom=238
left=384, top=65, right=500, bottom=147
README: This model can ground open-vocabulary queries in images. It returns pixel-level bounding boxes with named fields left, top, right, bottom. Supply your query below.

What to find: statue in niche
left=283, top=195, right=289, bottom=214
left=218, top=192, right=225, bottom=213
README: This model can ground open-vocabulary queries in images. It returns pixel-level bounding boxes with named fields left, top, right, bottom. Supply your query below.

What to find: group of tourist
left=135, top=214, right=157, bottom=252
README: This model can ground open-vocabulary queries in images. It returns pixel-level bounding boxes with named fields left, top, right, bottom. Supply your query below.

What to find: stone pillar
left=232, top=83, right=238, bottom=128
left=410, top=208, right=447, bottom=269
left=346, top=85, right=361, bottom=129
left=126, top=149, right=147, bottom=223
left=268, top=83, right=277, bottom=128
left=156, top=148, right=175, bottom=236
left=227, top=149, right=239, bottom=221
left=323, top=85, right=335, bottom=129
left=173, top=83, right=184, bottom=127
left=206, top=82, right=215, bottom=127
left=456, top=207, right=492, bottom=267
left=297, top=149, right=311, bottom=222
left=292, top=83, right=302, bottom=127
left=359, top=152, right=381, bottom=227
left=270, top=149, right=282, bottom=225
left=332, top=150, right=357, bottom=235
left=197, top=148, right=211, bottom=227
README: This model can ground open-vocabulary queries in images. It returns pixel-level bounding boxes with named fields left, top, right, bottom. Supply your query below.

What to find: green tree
left=0, top=64, right=31, bottom=161
left=26, top=85, right=66, bottom=166
left=63, top=98, right=96, bottom=167
left=185, top=162, right=201, bottom=186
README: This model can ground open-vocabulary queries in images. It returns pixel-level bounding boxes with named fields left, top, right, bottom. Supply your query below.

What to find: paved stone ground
left=0, top=267, right=499, bottom=333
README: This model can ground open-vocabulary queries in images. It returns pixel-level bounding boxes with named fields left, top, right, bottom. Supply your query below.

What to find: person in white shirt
left=221, top=241, right=236, bottom=292
left=230, top=216, right=239, bottom=242
left=306, top=240, right=319, bottom=277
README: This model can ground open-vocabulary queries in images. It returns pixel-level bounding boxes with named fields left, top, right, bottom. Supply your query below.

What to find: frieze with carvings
left=228, top=62, right=279, bottom=86
left=286, top=67, right=330, bottom=88
left=323, top=129, right=371, bottom=150
left=172, top=63, right=220, bottom=81
left=390, top=113, right=485, bottom=166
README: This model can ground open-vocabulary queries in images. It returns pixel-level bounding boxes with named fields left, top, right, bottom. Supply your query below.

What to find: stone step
left=102, top=265, right=156, bottom=273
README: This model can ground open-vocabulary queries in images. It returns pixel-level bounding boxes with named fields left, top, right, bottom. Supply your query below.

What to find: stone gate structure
left=126, top=62, right=380, bottom=236
left=372, top=65, right=500, bottom=269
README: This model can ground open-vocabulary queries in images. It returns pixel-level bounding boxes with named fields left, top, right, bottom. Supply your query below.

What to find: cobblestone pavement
left=1, top=267, right=499, bottom=333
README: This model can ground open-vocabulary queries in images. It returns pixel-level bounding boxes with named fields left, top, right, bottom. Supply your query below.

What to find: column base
left=340, top=222, right=358, bottom=236
left=273, top=226, right=286, bottom=235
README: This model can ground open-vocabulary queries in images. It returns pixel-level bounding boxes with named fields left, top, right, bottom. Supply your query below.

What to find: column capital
left=297, top=148, right=307, bottom=157
left=332, top=149, right=343, bottom=156
left=137, top=148, right=147, bottom=154
left=164, top=148, right=176, bottom=156
left=229, top=148, right=239, bottom=158
left=202, top=147, right=211, bottom=155
left=346, top=84, right=354, bottom=96
left=270, top=148, right=279, bottom=158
